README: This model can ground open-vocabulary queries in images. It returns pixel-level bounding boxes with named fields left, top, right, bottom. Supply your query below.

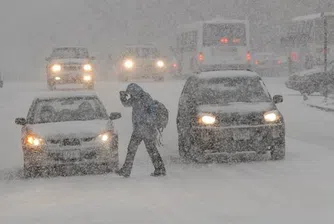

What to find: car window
left=28, top=97, right=108, bottom=124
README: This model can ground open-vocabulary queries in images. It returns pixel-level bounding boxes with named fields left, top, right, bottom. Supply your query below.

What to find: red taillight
left=220, top=38, right=229, bottom=44
left=198, top=52, right=204, bottom=61
left=255, top=60, right=259, bottom=65
left=277, top=60, right=281, bottom=64
left=233, top=38, right=240, bottom=44
left=291, top=52, right=298, bottom=61
left=172, top=63, right=177, bottom=68
left=246, top=52, right=251, bottom=61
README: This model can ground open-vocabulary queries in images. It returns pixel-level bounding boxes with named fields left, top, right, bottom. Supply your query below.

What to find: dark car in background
left=177, top=70, right=285, bottom=163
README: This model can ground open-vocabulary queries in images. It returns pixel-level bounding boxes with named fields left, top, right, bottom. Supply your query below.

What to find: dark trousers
left=120, top=131, right=165, bottom=175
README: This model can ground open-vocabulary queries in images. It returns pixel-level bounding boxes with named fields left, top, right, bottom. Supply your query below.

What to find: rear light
left=255, top=60, right=259, bottom=65
left=220, top=38, right=229, bottom=44
left=172, top=63, right=177, bottom=68
left=291, top=52, right=298, bottom=61
left=277, top=60, right=281, bottom=64
left=233, top=38, right=240, bottom=43
left=198, top=52, right=204, bottom=62
left=246, top=52, right=251, bottom=61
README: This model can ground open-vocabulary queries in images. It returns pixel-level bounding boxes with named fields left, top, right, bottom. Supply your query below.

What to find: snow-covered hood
left=27, top=120, right=112, bottom=139
left=197, top=102, right=275, bottom=115
left=49, top=58, right=91, bottom=64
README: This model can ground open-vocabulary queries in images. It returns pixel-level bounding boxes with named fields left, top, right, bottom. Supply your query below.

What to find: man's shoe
left=115, top=169, right=130, bottom=178
left=150, top=169, right=166, bottom=177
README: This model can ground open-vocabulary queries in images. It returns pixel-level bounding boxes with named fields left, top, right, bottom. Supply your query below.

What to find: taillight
left=246, top=52, right=251, bottom=61
left=277, top=60, right=281, bottom=64
left=198, top=52, right=204, bottom=62
left=291, top=52, right=298, bottom=61
left=255, top=60, right=259, bottom=65
left=172, top=63, right=177, bottom=68
left=220, top=38, right=229, bottom=44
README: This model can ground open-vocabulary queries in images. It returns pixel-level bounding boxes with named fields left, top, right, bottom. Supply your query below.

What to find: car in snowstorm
left=116, top=44, right=167, bottom=81
left=15, top=91, right=121, bottom=178
left=177, top=70, right=285, bottom=163
left=252, top=52, right=284, bottom=76
left=45, top=47, right=95, bottom=90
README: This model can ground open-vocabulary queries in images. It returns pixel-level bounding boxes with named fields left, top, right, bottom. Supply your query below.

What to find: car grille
left=62, top=138, right=81, bottom=146
left=63, top=64, right=81, bottom=71
left=218, top=112, right=264, bottom=126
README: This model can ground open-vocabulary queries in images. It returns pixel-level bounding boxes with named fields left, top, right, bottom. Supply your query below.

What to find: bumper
left=191, top=124, right=285, bottom=154
left=48, top=72, right=94, bottom=84
left=23, top=144, right=118, bottom=168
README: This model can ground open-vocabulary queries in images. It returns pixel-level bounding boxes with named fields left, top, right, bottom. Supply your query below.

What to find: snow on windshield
left=50, top=48, right=89, bottom=59
left=29, top=97, right=108, bottom=124
left=195, top=77, right=271, bottom=105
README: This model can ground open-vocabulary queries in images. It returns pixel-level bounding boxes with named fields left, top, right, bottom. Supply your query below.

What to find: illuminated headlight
left=198, top=114, right=216, bottom=125
left=264, top=110, right=280, bottom=122
left=156, top=60, right=165, bottom=68
left=83, top=75, right=92, bottom=81
left=24, top=134, right=44, bottom=147
left=123, top=59, right=134, bottom=69
left=98, top=132, right=112, bottom=142
left=83, top=64, right=92, bottom=71
left=55, top=76, right=61, bottom=81
left=51, top=64, right=61, bottom=73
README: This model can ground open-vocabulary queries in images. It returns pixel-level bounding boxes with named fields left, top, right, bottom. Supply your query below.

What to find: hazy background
left=1, top=0, right=333, bottom=80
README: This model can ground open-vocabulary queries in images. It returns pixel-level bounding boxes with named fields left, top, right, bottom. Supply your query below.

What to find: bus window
left=203, top=23, right=246, bottom=46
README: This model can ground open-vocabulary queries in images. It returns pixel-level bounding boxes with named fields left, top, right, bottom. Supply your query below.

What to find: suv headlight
left=51, top=64, right=61, bottom=73
left=198, top=114, right=216, bottom=125
left=83, top=64, right=92, bottom=71
left=264, top=110, right=280, bottom=122
left=24, top=134, right=44, bottom=148
left=97, top=131, right=112, bottom=142
left=123, top=59, right=134, bottom=69
left=156, top=60, right=165, bottom=68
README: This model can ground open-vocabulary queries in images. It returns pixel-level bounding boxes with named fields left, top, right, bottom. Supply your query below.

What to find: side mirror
left=109, top=112, right=121, bottom=120
left=15, top=118, right=27, bottom=125
left=273, top=95, right=283, bottom=104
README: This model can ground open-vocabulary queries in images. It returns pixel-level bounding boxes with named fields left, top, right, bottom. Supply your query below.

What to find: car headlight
left=24, top=134, right=44, bottom=148
left=123, top=59, right=134, bottom=69
left=156, top=60, right=165, bottom=68
left=83, top=75, right=92, bottom=81
left=198, top=114, right=216, bottom=125
left=98, top=131, right=112, bottom=142
left=83, top=64, right=92, bottom=71
left=264, top=110, right=280, bottom=122
left=51, top=64, right=61, bottom=73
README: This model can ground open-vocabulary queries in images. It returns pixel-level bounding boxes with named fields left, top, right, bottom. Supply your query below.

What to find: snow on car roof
left=33, top=91, right=98, bottom=101
left=292, top=12, right=334, bottom=21
left=196, top=70, right=260, bottom=80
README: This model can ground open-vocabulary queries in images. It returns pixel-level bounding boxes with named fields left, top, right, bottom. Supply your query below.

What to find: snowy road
left=0, top=78, right=334, bottom=223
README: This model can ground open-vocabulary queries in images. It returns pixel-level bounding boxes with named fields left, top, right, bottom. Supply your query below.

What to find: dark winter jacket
left=121, top=83, right=157, bottom=139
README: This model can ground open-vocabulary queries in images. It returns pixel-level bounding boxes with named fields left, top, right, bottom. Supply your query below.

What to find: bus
left=174, top=17, right=251, bottom=76
left=281, top=12, right=334, bottom=73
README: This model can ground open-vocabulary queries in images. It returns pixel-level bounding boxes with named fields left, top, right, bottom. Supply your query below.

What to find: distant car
left=252, top=52, right=284, bottom=76
left=45, top=47, right=95, bottom=90
left=15, top=91, right=121, bottom=178
left=116, top=44, right=167, bottom=81
left=177, top=70, right=285, bottom=162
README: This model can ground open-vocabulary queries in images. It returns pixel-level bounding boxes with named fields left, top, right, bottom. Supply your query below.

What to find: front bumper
left=48, top=72, right=94, bottom=84
left=120, top=67, right=166, bottom=78
left=192, top=124, right=285, bottom=154
left=23, top=143, right=117, bottom=168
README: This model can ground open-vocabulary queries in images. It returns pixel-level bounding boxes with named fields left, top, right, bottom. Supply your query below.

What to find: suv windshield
left=50, top=48, right=89, bottom=59
left=195, top=77, right=271, bottom=105
left=124, top=47, right=159, bottom=58
left=29, top=97, right=108, bottom=124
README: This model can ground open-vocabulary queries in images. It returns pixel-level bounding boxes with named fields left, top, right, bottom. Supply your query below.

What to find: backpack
left=150, top=100, right=169, bottom=132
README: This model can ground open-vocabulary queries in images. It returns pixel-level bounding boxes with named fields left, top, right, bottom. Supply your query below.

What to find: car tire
left=108, top=135, right=119, bottom=172
left=23, top=165, right=40, bottom=178
left=271, top=140, right=285, bottom=160
left=178, top=133, right=190, bottom=160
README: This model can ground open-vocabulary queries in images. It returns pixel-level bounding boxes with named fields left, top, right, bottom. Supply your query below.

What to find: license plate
left=63, top=150, right=80, bottom=160
left=233, top=130, right=250, bottom=140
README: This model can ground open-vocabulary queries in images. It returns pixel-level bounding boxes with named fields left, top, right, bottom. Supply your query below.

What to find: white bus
left=174, top=18, right=251, bottom=76
left=281, top=12, right=334, bottom=73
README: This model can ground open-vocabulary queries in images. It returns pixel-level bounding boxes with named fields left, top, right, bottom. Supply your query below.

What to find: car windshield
left=124, top=47, right=159, bottom=58
left=29, top=97, right=108, bottom=124
left=50, top=48, right=89, bottom=59
left=195, top=77, right=272, bottom=105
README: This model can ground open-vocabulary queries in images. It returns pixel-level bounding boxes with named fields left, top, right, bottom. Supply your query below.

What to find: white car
left=15, top=91, right=121, bottom=178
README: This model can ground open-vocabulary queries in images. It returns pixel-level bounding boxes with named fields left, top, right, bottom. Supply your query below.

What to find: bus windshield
left=203, top=23, right=246, bottom=46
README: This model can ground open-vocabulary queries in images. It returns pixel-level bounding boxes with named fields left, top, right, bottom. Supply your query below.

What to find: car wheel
left=107, top=135, right=119, bottom=172
left=178, top=133, right=190, bottom=160
left=23, top=165, right=40, bottom=178
left=271, top=140, right=285, bottom=160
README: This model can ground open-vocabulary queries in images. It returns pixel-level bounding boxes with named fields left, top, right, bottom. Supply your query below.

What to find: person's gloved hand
left=120, top=91, right=128, bottom=100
